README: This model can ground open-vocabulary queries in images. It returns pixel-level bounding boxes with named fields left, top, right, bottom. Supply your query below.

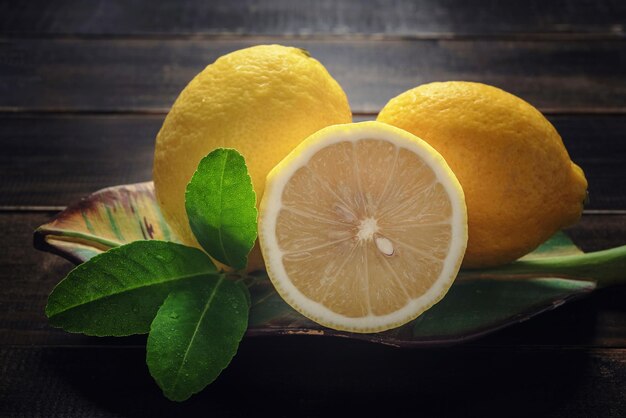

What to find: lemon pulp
left=259, top=122, right=467, bottom=333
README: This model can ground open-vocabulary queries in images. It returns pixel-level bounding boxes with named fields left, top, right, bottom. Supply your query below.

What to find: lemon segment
left=259, top=121, right=467, bottom=333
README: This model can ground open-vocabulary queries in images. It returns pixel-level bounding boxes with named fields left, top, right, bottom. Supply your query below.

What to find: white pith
left=259, top=122, right=467, bottom=333
left=357, top=217, right=379, bottom=241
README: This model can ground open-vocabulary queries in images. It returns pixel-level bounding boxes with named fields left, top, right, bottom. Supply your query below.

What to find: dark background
left=1, top=1, right=625, bottom=416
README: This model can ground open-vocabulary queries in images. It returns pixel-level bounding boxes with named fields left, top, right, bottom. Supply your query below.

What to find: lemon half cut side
left=258, top=121, right=468, bottom=333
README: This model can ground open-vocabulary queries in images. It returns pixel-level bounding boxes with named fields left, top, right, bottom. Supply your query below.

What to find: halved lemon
left=258, top=121, right=467, bottom=333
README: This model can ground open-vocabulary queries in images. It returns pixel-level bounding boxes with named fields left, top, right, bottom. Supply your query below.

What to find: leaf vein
left=170, top=275, right=226, bottom=393
left=216, top=152, right=234, bottom=268
left=49, top=272, right=214, bottom=317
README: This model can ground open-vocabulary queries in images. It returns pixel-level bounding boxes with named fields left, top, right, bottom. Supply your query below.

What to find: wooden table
left=1, top=1, right=625, bottom=416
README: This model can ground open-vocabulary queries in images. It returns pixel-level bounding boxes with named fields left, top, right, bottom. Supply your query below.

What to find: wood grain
left=1, top=39, right=625, bottom=113
left=1, top=211, right=624, bottom=348
left=0, top=114, right=158, bottom=207
left=1, top=114, right=624, bottom=208
left=1, top=0, right=624, bottom=38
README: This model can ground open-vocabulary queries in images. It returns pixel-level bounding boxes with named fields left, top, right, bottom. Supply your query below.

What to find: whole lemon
left=154, top=45, right=352, bottom=270
left=377, top=81, right=587, bottom=268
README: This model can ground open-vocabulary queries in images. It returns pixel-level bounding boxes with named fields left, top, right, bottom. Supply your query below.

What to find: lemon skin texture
left=154, top=45, right=352, bottom=271
left=377, top=81, right=587, bottom=268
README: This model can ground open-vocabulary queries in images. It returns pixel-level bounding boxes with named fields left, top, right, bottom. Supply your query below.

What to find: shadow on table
left=31, top=335, right=603, bottom=417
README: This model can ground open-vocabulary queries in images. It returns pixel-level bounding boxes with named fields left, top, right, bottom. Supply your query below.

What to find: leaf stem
left=463, top=245, right=626, bottom=287
left=37, top=228, right=122, bottom=249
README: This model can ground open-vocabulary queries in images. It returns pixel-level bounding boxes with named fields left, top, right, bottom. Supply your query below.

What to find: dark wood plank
left=1, top=39, right=625, bottom=113
left=1, top=212, right=624, bottom=348
left=565, top=215, right=626, bottom=253
left=0, top=212, right=76, bottom=346
left=0, top=114, right=159, bottom=207
left=1, top=344, right=624, bottom=417
left=1, top=0, right=624, bottom=38
left=1, top=114, right=624, bottom=209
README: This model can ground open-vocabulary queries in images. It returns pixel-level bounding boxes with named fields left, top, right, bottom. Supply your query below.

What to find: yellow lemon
left=258, top=122, right=467, bottom=333
left=153, top=45, right=352, bottom=270
left=377, top=81, right=588, bottom=268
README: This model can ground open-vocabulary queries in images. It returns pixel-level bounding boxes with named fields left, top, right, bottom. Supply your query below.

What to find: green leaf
left=185, top=148, right=257, bottom=270
left=147, top=276, right=249, bottom=401
left=518, top=230, right=583, bottom=259
left=411, top=277, right=596, bottom=341
left=45, top=241, right=217, bottom=336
